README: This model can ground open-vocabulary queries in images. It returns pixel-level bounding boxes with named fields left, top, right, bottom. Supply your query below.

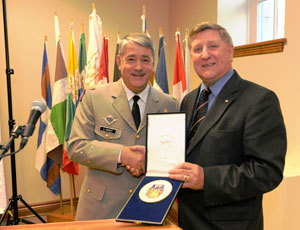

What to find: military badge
left=103, top=115, right=117, bottom=125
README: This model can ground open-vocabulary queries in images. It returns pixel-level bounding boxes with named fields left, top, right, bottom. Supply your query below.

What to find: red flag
left=63, top=149, right=78, bottom=175
left=173, top=32, right=187, bottom=101
left=98, top=36, right=109, bottom=84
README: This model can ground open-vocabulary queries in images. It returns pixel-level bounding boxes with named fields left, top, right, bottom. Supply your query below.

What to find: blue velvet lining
left=116, top=176, right=182, bottom=225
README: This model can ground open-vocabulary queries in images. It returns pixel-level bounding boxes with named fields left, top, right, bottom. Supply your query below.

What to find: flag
left=113, top=34, right=121, bottom=82
left=63, top=23, right=79, bottom=175
left=78, top=29, right=87, bottom=102
left=141, top=5, right=147, bottom=33
left=153, top=35, right=169, bottom=94
left=0, top=120, right=7, bottom=214
left=140, top=5, right=154, bottom=85
left=36, top=40, right=61, bottom=195
left=183, top=31, right=191, bottom=93
left=98, top=36, right=109, bottom=84
left=173, top=32, right=187, bottom=101
left=45, top=14, right=67, bottom=166
left=84, top=7, right=102, bottom=89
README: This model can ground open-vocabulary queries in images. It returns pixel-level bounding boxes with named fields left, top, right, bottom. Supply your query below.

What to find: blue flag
left=36, top=41, right=61, bottom=195
left=154, top=36, right=169, bottom=94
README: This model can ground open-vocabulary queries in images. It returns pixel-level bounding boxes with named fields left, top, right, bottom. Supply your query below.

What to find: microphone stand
left=0, top=126, right=25, bottom=159
left=0, top=0, right=46, bottom=225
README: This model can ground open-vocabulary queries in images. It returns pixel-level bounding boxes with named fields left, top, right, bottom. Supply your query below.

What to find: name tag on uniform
left=100, top=126, right=116, bottom=133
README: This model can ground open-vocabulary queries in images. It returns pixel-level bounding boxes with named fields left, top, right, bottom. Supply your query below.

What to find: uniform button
left=129, top=189, right=133, bottom=194
left=136, top=135, right=140, bottom=139
left=105, top=134, right=109, bottom=138
left=87, top=189, right=91, bottom=193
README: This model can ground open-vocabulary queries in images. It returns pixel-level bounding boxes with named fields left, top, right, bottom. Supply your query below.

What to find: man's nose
left=201, top=47, right=210, bottom=59
left=135, top=60, right=143, bottom=70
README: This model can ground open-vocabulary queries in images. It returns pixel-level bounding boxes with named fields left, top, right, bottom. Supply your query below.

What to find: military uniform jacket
left=67, top=79, right=179, bottom=220
left=178, top=71, right=287, bottom=230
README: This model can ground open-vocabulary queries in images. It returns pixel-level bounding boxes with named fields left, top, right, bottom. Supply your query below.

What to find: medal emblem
left=139, top=180, right=172, bottom=203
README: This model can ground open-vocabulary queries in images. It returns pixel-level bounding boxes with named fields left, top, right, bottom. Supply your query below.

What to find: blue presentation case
left=116, top=113, right=186, bottom=225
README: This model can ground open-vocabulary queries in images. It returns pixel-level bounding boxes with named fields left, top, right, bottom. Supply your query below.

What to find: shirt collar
left=122, top=80, right=149, bottom=103
left=201, top=68, right=234, bottom=97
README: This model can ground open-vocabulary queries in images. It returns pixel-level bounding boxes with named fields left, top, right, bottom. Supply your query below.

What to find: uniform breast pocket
left=95, top=124, right=122, bottom=141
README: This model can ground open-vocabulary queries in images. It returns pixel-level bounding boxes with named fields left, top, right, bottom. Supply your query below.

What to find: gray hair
left=189, top=22, right=233, bottom=48
left=118, top=33, right=155, bottom=58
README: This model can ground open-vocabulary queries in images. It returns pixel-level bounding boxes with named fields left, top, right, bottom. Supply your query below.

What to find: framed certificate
left=116, top=113, right=185, bottom=225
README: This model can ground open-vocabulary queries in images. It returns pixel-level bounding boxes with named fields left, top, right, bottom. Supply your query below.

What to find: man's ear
left=116, top=55, right=121, bottom=70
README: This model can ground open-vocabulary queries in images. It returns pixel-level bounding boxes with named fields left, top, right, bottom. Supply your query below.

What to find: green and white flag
left=45, top=14, right=67, bottom=164
left=78, top=29, right=87, bottom=102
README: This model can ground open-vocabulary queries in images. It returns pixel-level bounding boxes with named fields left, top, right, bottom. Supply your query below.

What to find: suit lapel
left=186, top=73, right=241, bottom=155
left=139, top=86, right=160, bottom=131
left=182, top=88, right=199, bottom=138
left=112, top=80, right=137, bottom=131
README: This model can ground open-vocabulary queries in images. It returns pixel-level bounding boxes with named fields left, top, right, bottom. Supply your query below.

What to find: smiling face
left=190, top=29, right=234, bottom=86
left=117, top=42, right=154, bottom=94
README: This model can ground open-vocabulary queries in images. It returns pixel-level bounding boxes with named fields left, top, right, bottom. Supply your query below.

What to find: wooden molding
left=234, top=38, right=287, bottom=58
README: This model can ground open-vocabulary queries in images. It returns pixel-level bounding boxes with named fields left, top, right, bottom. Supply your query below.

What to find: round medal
left=139, top=180, right=173, bottom=203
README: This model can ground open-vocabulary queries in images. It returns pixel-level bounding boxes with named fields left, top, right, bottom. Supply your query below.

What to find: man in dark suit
left=169, top=23, right=286, bottom=229
left=68, top=33, right=179, bottom=220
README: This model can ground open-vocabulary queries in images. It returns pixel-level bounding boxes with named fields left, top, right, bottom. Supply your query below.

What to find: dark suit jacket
left=178, top=71, right=286, bottom=230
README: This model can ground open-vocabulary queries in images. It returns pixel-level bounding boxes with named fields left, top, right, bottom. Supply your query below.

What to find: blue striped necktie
left=187, top=88, right=211, bottom=145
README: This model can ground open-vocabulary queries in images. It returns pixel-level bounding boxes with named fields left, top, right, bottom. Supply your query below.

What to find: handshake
left=121, top=145, right=146, bottom=177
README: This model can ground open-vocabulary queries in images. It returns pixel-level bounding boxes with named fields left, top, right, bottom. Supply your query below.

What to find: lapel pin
left=225, top=100, right=229, bottom=103
left=103, top=115, right=117, bottom=126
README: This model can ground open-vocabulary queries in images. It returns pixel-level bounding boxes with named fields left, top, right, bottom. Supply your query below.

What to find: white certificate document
left=146, top=113, right=185, bottom=177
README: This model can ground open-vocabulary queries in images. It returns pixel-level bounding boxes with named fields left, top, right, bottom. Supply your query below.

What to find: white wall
left=218, top=0, right=248, bottom=46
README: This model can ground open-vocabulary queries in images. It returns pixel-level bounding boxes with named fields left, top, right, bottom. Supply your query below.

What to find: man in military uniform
left=67, top=33, right=179, bottom=220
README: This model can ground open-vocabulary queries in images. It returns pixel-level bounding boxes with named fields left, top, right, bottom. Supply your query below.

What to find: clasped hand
left=121, top=145, right=145, bottom=177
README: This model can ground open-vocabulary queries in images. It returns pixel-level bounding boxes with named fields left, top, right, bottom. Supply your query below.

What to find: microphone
left=20, top=100, right=46, bottom=149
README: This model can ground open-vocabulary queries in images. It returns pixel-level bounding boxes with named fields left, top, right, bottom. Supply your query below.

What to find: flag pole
left=72, top=174, right=77, bottom=211
left=143, top=4, right=146, bottom=16
left=69, top=174, right=74, bottom=216
left=117, top=31, right=120, bottom=42
left=141, top=5, right=146, bottom=34
left=159, top=27, right=162, bottom=38
left=59, top=172, right=63, bottom=214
